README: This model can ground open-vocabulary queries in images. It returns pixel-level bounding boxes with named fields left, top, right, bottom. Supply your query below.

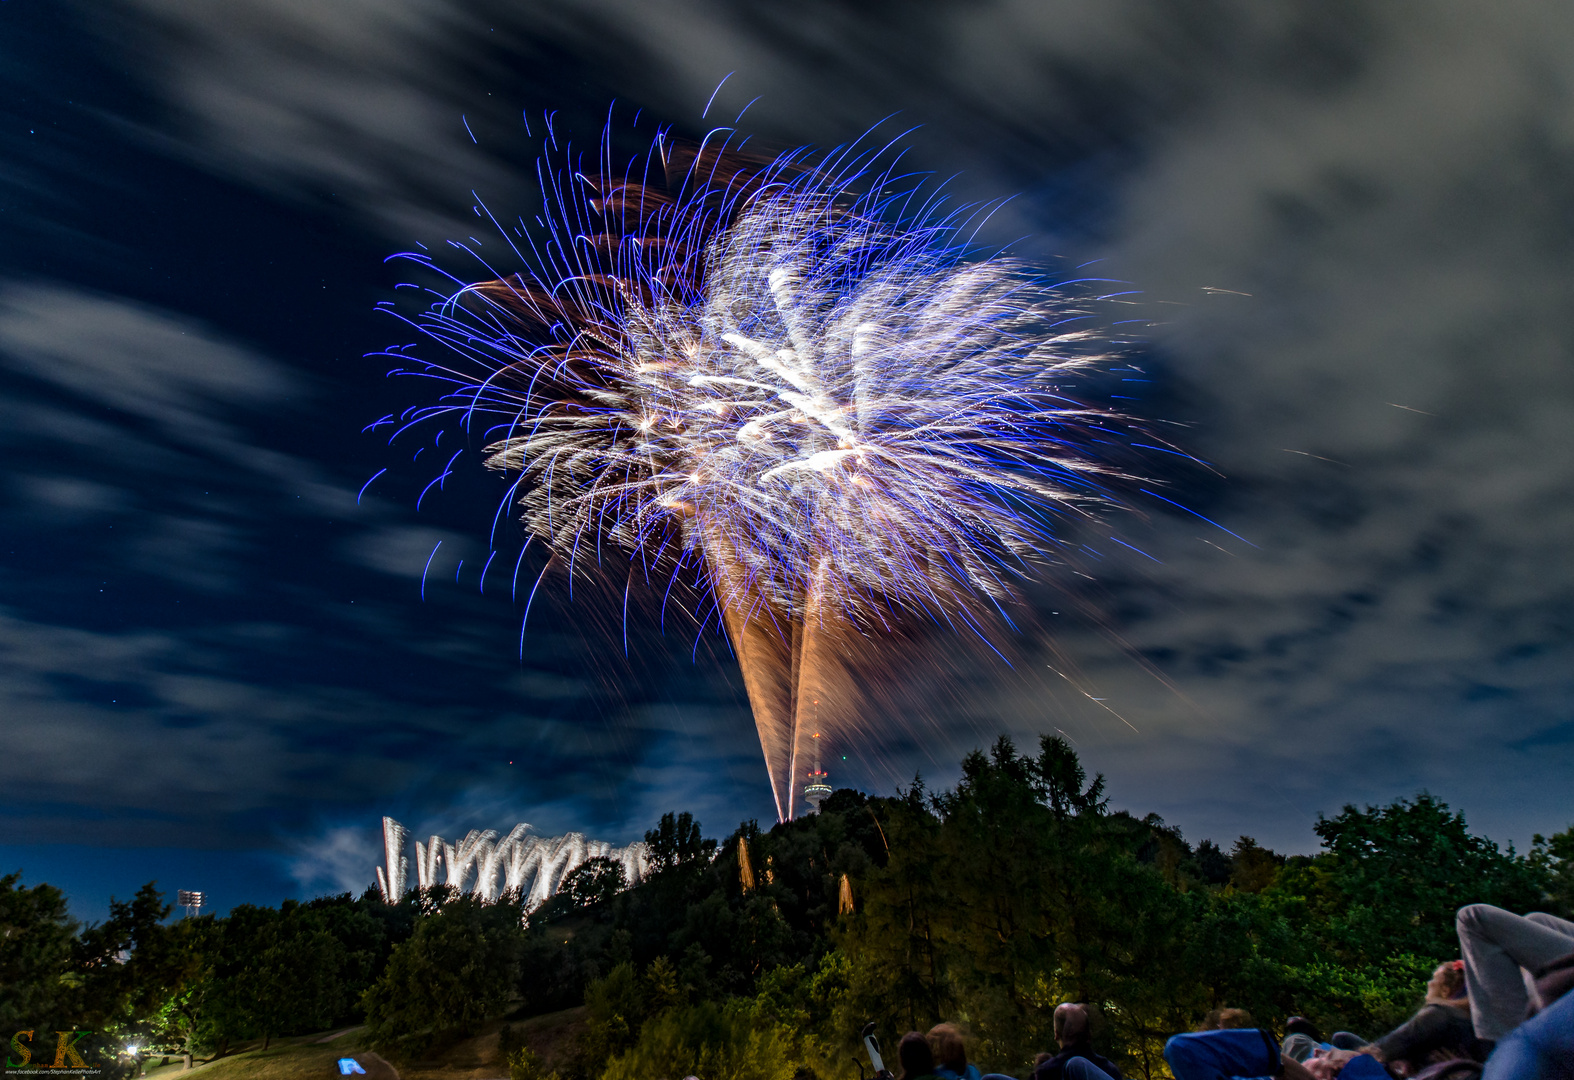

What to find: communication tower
left=802, top=732, right=832, bottom=813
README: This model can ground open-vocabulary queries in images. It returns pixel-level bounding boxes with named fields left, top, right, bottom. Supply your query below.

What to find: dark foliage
left=0, top=873, right=77, bottom=1035
left=1282, top=794, right=1551, bottom=965
left=5, top=737, right=1572, bottom=1080
left=362, top=890, right=524, bottom=1060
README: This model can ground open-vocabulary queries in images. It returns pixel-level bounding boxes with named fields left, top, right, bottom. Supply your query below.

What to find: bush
left=509, top=1044, right=562, bottom=1080
left=501, top=1025, right=561, bottom=1080
left=600, top=1000, right=796, bottom=1080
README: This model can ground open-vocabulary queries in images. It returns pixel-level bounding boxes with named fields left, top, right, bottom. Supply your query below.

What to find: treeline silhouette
left=3, top=735, right=1571, bottom=1079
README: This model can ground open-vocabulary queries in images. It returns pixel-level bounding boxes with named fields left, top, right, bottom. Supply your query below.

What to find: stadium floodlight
left=177, top=890, right=205, bottom=918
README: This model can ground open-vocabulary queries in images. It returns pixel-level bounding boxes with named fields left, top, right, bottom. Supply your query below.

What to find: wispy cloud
left=287, top=824, right=382, bottom=897
left=33, top=0, right=1574, bottom=857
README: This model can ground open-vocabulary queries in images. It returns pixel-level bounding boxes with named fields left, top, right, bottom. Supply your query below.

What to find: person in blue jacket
left=1163, top=1009, right=1384, bottom=1080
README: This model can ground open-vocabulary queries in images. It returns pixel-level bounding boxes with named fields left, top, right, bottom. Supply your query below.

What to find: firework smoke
left=382, top=122, right=1138, bottom=820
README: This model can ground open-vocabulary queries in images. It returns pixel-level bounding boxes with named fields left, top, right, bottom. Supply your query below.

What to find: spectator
left=1282, top=1018, right=1364, bottom=1066
left=1369, top=961, right=1485, bottom=1073
left=898, top=1031, right=941, bottom=1080
left=1283, top=1034, right=1324, bottom=1063
left=1166, top=1008, right=1345, bottom=1080
left=1033, top=1003, right=1121, bottom=1080
left=1285, top=1019, right=1323, bottom=1041
left=929, top=1023, right=982, bottom=1080
left=1455, top=904, right=1574, bottom=1043
left=1301, top=1049, right=1446, bottom=1080
left=1202, top=1009, right=1258, bottom=1031
left=1293, top=961, right=1481, bottom=1075
left=1283, top=1032, right=1370, bottom=1065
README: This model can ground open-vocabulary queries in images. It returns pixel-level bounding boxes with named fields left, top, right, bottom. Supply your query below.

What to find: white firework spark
left=381, top=127, right=1143, bottom=819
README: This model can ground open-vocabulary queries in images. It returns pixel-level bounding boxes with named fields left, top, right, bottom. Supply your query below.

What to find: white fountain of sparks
left=375, top=816, right=649, bottom=909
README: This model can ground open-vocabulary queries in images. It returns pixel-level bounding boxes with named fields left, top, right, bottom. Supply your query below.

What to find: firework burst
left=382, top=122, right=1141, bottom=820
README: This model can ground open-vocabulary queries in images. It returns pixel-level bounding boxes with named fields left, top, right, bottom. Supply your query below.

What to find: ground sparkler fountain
left=375, top=817, right=649, bottom=907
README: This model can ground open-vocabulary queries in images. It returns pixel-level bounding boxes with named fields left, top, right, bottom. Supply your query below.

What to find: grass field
left=129, top=1007, right=587, bottom=1080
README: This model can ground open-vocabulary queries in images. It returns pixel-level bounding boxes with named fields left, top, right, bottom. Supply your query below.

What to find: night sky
left=4, top=1, right=1572, bottom=924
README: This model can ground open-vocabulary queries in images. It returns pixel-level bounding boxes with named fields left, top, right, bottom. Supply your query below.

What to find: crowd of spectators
left=878, top=903, right=1574, bottom=1080
left=1162, top=903, right=1574, bottom=1078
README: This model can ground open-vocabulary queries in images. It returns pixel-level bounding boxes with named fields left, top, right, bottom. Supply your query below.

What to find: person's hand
left=1304, top=1049, right=1359, bottom=1080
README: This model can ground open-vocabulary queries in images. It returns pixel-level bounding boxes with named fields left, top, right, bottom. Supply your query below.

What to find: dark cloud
left=1045, top=3, right=1574, bottom=847
left=5, top=1, right=1572, bottom=911
left=0, top=281, right=772, bottom=878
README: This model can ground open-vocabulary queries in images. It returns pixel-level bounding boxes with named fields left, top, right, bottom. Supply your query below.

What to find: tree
left=110, top=891, right=396, bottom=1062
left=302, top=893, right=394, bottom=1016
left=838, top=782, right=951, bottom=1040
left=250, top=907, right=351, bottom=1048
left=362, top=893, right=523, bottom=1060
left=75, top=882, right=206, bottom=1060
left=834, top=738, right=1332, bottom=1076
left=1532, top=824, right=1574, bottom=918
left=0, top=873, right=78, bottom=1034
left=747, top=952, right=852, bottom=1080
left=644, top=812, right=716, bottom=873
left=188, top=903, right=278, bottom=1057
left=1228, top=838, right=1284, bottom=894
left=838, top=737, right=1208, bottom=1073
left=1281, top=794, right=1549, bottom=964
left=1192, top=840, right=1234, bottom=886
left=570, top=961, right=646, bottom=1077
left=560, top=857, right=627, bottom=911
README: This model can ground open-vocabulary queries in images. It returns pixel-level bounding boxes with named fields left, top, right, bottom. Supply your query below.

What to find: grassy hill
left=132, top=1008, right=587, bottom=1080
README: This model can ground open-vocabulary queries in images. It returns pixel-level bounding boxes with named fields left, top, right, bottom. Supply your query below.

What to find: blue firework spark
left=386, top=124, right=1137, bottom=628
left=379, top=119, right=1154, bottom=819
